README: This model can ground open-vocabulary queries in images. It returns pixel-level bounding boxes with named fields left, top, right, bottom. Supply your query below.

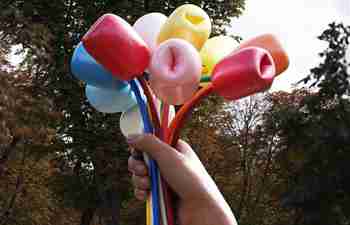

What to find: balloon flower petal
left=120, top=104, right=143, bottom=137
left=86, top=85, right=137, bottom=113
left=149, top=39, right=202, bottom=105
left=157, top=4, right=211, bottom=50
left=82, top=14, right=151, bottom=80
left=212, top=47, right=276, bottom=100
left=133, top=13, right=167, bottom=54
left=71, top=42, right=128, bottom=90
left=120, top=101, right=175, bottom=137
left=237, top=34, right=289, bottom=76
left=200, top=35, right=238, bottom=75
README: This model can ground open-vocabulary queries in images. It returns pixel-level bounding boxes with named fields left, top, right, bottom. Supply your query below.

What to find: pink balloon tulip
left=149, top=39, right=201, bottom=105
left=212, top=47, right=276, bottom=100
left=82, top=14, right=151, bottom=80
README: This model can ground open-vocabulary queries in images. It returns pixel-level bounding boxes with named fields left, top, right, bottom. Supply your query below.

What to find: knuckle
left=131, top=175, right=138, bottom=185
left=143, top=133, right=155, bottom=142
left=132, top=175, right=150, bottom=190
left=140, top=177, right=150, bottom=189
left=128, top=157, right=135, bottom=171
left=135, top=164, right=147, bottom=175
left=134, top=189, right=147, bottom=200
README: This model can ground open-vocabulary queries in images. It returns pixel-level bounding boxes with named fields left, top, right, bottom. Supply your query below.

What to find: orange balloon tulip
left=237, top=34, right=289, bottom=76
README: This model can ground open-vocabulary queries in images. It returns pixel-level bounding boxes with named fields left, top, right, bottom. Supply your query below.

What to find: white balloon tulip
left=133, top=13, right=168, bottom=54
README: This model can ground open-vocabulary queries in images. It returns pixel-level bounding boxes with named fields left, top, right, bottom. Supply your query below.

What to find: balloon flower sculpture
left=71, top=4, right=289, bottom=225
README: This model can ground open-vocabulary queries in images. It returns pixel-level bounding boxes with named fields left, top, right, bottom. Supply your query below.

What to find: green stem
left=200, top=75, right=211, bottom=83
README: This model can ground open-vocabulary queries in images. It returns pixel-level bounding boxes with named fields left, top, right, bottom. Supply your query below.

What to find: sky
left=7, top=0, right=350, bottom=92
left=228, top=0, right=350, bottom=91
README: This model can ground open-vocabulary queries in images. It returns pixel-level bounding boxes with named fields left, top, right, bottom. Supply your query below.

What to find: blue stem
left=129, top=79, right=160, bottom=225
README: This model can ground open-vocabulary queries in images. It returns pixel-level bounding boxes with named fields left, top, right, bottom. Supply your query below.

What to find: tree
left=0, top=1, right=245, bottom=224
left=268, top=23, right=350, bottom=225
left=181, top=93, right=293, bottom=225
left=0, top=66, right=81, bottom=225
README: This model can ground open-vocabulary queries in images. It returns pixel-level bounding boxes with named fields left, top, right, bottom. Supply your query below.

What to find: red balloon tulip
left=82, top=14, right=151, bottom=80
left=212, top=47, right=276, bottom=100
left=236, top=34, right=289, bottom=76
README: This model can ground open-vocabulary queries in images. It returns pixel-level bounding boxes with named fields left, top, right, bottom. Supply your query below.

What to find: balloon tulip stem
left=129, top=80, right=160, bottom=225
left=138, top=77, right=161, bottom=136
left=159, top=103, right=176, bottom=225
left=167, top=84, right=214, bottom=147
left=138, top=77, right=175, bottom=225
left=200, top=75, right=211, bottom=83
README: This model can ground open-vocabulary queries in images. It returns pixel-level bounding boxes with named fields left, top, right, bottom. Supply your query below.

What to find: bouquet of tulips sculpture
left=71, top=4, right=289, bottom=225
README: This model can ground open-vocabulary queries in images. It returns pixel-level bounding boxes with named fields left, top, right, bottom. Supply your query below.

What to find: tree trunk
left=0, top=137, right=19, bottom=176
left=80, top=207, right=96, bottom=225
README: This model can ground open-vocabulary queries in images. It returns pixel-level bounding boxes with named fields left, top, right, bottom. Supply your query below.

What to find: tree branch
left=80, top=207, right=96, bottom=225
left=251, top=132, right=276, bottom=217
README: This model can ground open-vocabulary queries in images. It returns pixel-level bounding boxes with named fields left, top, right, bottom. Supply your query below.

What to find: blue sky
left=228, top=0, right=350, bottom=91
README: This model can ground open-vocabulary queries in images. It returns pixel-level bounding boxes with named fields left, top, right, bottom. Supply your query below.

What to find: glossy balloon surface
left=237, top=34, right=289, bottom=76
left=120, top=105, right=143, bottom=136
left=153, top=98, right=176, bottom=123
left=166, top=105, right=176, bottom=124
left=200, top=36, right=237, bottom=75
left=82, top=14, right=151, bottom=80
left=149, top=39, right=201, bottom=105
left=120, top=100, right=175, bottom=137
left=157, top=4, right=211, bottom=50
left=133, top=13, right=167, bottom=54
left=212, top=47, right=276, bottom=100
left=86, top=84, right=137, bottom=113
left=71, top=42, right=128, bottom=90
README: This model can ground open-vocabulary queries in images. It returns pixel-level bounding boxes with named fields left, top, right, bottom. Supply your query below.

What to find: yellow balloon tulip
left=157, top=4, right=211, bottom=50
left=200, top=36, right=238, bottom=75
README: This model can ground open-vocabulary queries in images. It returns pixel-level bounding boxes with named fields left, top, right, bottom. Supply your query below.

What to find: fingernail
left=127, top=134, right=142, bottom=144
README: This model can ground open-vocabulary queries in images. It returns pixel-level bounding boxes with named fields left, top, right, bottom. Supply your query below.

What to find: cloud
left=228, top=0, right=345, bottom=91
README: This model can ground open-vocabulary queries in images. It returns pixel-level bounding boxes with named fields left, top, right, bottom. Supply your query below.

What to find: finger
left=134, top=189, right=148, bottom=201
left=177, top=140, right=208, bottom=174
left=127, top=134, right=184, bottom=163
left=176, top=139, right=197, bottom=158
left=127, top=134, right=197, bottom=199
left=128, top=157, right=148, bottom=176
left=132, top=174, right=151, bottom=190
left=132, top=151, right=144, bottom=161
left=130, top=148, right=144, bottom=161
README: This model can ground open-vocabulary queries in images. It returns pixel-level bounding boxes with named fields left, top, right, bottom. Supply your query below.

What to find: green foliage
left=181, top=93, right=294, bottom=225
left=0, top=69, right=80, bottom=225
left=301, top=23, right=350, bottom=99
left=268, top=23, right=350, bottom=225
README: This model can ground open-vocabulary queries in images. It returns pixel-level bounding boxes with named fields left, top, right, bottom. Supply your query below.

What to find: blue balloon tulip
left=71, top=42, right=127, bottom=90
left=86, top=84, right=137, bottom=113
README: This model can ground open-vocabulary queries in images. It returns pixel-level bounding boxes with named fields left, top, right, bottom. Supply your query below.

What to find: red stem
left=138, top=77, right=161, bottom=136
left=161, top=103, right=170, bottom=139
left=160, top=103, right=176, bottom=225
left=167, top=84, right=214, bottom=146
